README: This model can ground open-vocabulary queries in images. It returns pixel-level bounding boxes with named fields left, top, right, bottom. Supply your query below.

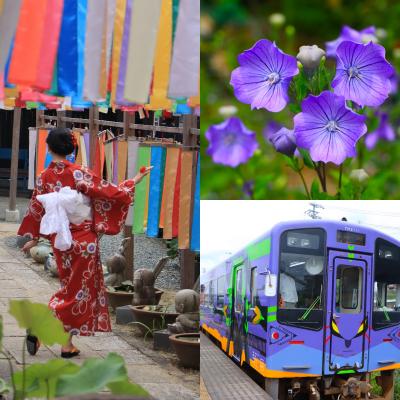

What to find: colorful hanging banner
left=168, top=0, right=200, bottom=98
left=111, top=0, right=127, bottom=106
left=147, top=0, right=172, bottom=110
left=112, top=140, right=119, bottom=184
left=147, top=146, right=166, bottom=237
left=124, top=0, right=162, bottom=104
left=162, top=147, right=180, bottom=239
left=132, top=146, right=151, bottom=234
left=0, top=0, right=22, bottom=77
left=178, top=150, right=196, bottom=249
left=35, top=0, right=64, bottom=90
left=28, top=127, right=37, bottom=189
left=117, top=139, right=128, bottom=182
left=8, top=0, right=48, bottom=87
left=73, top=130, right=82, bottom=165
left=104, top=141, right=114, bottom=181
left=83, top=0, right=107, bottom=102
left=190, top=156, right=200, bottom=252
left=115, top=0, right=133, bottom=106
left=36, top=129, right=48, bottom=177
left=125, top=140, right=139, bottom=226
left=172, top=148, right=182, bottom=237
left=82, top=131, right=90, bottom=166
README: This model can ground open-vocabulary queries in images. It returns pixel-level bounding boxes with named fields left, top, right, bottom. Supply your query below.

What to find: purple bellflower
left=268, top=127, right=297, bottom=156
left=294, top=91, right=367, bottom=165
left=332, top=41, right=395, bottom=107
left=263, top=120, right=283, bottom=142
left=206, top=117, right=258, bottom=167
left=325, top=25, right=377, bottom=58
left=365, top=112, right=395, bottom=149
left=230, top=39, right=299, bottom=112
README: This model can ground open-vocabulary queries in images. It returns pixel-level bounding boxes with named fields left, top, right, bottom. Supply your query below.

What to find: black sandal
left=61, top=346, right=80, bottom=359
left=26, top=330, right=40, bottom=356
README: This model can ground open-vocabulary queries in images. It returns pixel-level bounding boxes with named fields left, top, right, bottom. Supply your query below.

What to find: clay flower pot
left=129, top=305, right=178, bottom=335
left=169, top=333, right=200, bottom=369
left=106, top=288, right=164, bottom=311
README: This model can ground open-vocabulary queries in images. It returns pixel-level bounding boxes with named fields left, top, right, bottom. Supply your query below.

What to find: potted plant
left=169, top=333, right=200, bottom=369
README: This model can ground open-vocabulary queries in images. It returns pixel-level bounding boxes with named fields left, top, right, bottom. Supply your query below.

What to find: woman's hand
left=21, top=239, right=38, bottom=254
left=133, top=166, right=153, bottom=185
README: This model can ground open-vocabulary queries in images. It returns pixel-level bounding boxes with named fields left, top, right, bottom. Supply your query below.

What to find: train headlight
left=331, top=320, right=340, bottom=335
left=357, top=322, right=364, bottom=335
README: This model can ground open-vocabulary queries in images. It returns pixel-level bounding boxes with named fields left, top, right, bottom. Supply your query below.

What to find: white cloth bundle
left=36, top=187, right=92, bottom=251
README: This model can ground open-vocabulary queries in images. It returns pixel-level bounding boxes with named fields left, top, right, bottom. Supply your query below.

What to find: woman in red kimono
left=18, top=128, right=150, bottom=358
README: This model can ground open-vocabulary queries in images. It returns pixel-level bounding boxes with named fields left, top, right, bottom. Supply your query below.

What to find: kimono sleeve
left=72, top=167, right=135, bottom=235
left=17, top=175, right=46, bottom=240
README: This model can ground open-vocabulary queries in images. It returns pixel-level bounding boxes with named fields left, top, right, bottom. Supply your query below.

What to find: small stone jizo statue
left=104, top=237, right=131, bottom=287
left=168, top=289, right=200, bottom=334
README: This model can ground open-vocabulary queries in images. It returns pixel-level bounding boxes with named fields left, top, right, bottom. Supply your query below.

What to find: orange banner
left=178, top=151, right=197, bottom=249
left=162, top=147, right=180, bottom=238
left=8, top=0, right=47, bottom=87
left=36, top=129, right=48, bottom=177
left=117, top=140, right=128, bottom=182
left=73, top=131, right=82, bottom=165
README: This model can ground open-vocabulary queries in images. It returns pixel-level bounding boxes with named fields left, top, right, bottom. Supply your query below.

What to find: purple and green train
left=200, top=220, right=400, bottom=399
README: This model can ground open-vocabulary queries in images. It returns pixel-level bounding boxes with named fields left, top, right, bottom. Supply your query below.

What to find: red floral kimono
left=18, top=160, right=135, bottom=336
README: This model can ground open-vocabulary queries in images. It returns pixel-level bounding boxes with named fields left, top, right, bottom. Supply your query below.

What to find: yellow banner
left=147, top=0, right=172, bottom=110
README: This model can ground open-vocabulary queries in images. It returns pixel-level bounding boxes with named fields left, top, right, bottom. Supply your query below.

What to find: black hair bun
left=46, top=128, right=75, bottom=156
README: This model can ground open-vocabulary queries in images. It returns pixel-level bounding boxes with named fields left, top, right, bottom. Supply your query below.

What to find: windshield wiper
left=299, top=296, right=321, bottom=321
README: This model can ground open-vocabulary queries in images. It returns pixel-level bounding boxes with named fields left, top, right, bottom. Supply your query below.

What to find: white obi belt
left=37, top=187, right=92, bottom=251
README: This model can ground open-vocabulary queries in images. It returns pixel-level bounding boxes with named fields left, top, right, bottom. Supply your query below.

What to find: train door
left=231, top=261, right=245, bottom=361
left=324, top=251, right=372, bottom=374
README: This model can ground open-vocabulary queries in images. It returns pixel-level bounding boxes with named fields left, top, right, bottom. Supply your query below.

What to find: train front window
left=278, top=229, right=325, bottom=330
left=373, top=238, right=400, bottom=330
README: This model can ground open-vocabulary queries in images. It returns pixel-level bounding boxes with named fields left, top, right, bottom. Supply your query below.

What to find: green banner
left=132, top=146, right=151, bottom=234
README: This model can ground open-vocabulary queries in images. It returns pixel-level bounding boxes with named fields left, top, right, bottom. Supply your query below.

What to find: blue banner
left=190, top=156, right=200, bottom=252
left=147, top=146, right=166, bottom=237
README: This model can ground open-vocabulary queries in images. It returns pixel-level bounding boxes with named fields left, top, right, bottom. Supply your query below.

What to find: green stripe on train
left=247, top=238, right=271, bottom=261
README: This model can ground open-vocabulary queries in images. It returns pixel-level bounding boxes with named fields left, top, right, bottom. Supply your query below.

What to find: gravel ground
left=1, top=196, right=181, bottom=291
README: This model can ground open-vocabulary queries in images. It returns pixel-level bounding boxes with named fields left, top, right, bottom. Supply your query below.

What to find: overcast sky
left=201, top=201, right=400, bottom=272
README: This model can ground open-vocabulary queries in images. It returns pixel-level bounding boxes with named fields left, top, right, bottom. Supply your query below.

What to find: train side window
left=278, top=228, right=325, bottom=331
left=235, top=268, right=243, bottom=312
left=217, top=275, right=226, bottom=308
left=373, top=238, right=400, bottom=330
left=250, top=268, right=258, bottom=305
left=209, top=280, right=215, bottom=306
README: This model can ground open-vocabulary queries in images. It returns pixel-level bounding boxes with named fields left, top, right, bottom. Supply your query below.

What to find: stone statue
left=132, top=256, right=169, bottom=306
left=168, top=289, right=200, bottom=334
left=104, top=237, right=131, bottom=287
left=30, top=241, right=52, bottom=263
left=44, top=254, right=59, bottom=277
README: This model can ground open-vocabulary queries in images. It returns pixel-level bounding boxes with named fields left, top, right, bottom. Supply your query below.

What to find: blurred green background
left=201, top=0, right=400, bottom=200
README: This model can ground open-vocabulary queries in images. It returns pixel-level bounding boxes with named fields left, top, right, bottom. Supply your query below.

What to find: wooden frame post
left=179, top=113, right=199, bottom=289
left=8, top=107, right=22, bottom=213
left=123, top=111, right=135, bottom=282
left=88, top=106, right=98, bottom=169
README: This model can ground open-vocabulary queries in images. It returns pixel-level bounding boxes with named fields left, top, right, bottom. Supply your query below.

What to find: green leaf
left=0, top=377, right=10, bottom=395
left=9, top=300, right=69, bottom=346
left=310, top=179, right=320, bottom=199
left=283, top=155, right=299, bottom=172
left=298, top=148, right=314, bottom=169
left=289, top=103, right=301, bottom=114
left=108, top=379, right=149, bottom=397
left=56, top=353, right=147, bottom=397
left=13, top=359, right=79, bottom=399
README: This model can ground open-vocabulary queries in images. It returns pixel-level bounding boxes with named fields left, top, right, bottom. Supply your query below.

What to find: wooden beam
left=179, top=113, right=199, bottom=289
left=8, top=107, right=22, bottom=212
left=123, top=111, right=135, bottom=282
left=88, top=106, right=98, bottom=169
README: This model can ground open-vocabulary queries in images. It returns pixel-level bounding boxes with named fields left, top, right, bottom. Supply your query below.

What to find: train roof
left=202, top=219, right=400, bottom=280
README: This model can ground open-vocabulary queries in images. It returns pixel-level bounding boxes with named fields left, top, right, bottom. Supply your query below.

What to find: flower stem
left=298, top=169, right=311, bottom=199
left=312, top=161, right=324, bottom=189
left=338, top=164, right=343, bottom=199
left=322, top=162, right=327, bottom=192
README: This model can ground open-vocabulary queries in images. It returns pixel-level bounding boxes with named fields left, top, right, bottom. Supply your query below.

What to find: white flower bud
left=269, top=13, right=285, bottom=28
left=297, top=45, right=325, bottom=71
left=375, top=28, right=387, bottom=40
left=350, top=169, right=369, bottom=184
left=218, top=105, right=238, bottom=117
